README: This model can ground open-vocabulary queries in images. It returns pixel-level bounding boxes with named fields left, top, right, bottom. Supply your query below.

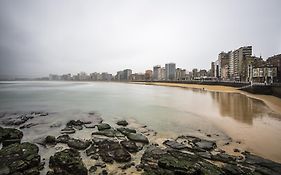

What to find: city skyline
left=5, top=45, right=281, bottom=81
left=1, top=0, right=281, bottom=78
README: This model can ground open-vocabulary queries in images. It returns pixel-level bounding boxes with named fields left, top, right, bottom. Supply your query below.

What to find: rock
left=19, top=123, right=38, bottom=129
left=193, top=139, right=217, bottom=151
left=113, top=147, right=132, bottom=162
left=45, top=135, right=57, bottom=145
left=73, top=125, right=83, bottom=130
left=60, top=127, right=75, bottom=134
left=95, top=162, right=106, bottom=168
left=141, top=145, right=167, bottom=169
left=234, top=148, right=240, bottom=152
left=88, top=113, right=103, bottom=124
left=0, top=127, right=23, bottom=147
left=196, top=151, right=213, bottom=160
left=88, top=139, right=131, bottom=163
left=243, top=152, right=281, bottom=175
left=224, top=142, right=230, bottom=145
left=163, top=140, right=187, bottom=150
left=120, top=162, right=135, bottom=170
left=92, top=137, right=108, bottom=144
left=67, top=138, right=91, bottom=150
left=56, top=135, right=71, bottom=144
left=236, top=140, right=242, bottom=144
left=135, top=164, right=143, bottom=171
left=89, top=112, right=96, bottom=115
left=92, top=128, right=123, bottom=138
left=157, top=150, right=224, bottom=175
left=211, top=153, right=237, bottom=164
left=89, top=166, right=97, bottom=173
left=0, top=142, right=41, bottom=175
left=49, top=149, right=87, bottom=175
left=222, top=163, right=253, bottom=175
left=38, top=112, right=48, bottom=116
left=120, top=140, right=139, bottom=153
left=242, top=150, right=251, bottom=155
left=2, top=114, right=34, bottom=126
left=117, top=127, right=136, bottom=135
left=90, top=154, right=99, bottom=160
left=84, top=124, right=96, bottom=128
left=140, top=144, right=225, bottom=175
left=97, top=123, right=111, bottom=131
left=116, top=120, right=128, bottom=126
left=126, top=133, right=149, bottom=143
left=236, top=155, right=245, bottom=162
left=66, top=120, right=85, bottom=127
left=50, top=122, right=62, bottom=128
left=46, top=171, right=55, bottom=175
left=100, top=169, right=108, bottom=175
left=86, top=144, right=99, bottom=156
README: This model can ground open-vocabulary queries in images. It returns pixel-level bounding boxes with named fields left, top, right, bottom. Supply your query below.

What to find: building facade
left=144, top=70, right=152, bottom=81
left=165, top=63, right=176, bottom=80
left=231, top=46, right=252, bottom=81
left=123, top=69, right=132, bottom=81
left=267, top=54, right=281, bottom=83
left=153, top=65, right=161, bottom=81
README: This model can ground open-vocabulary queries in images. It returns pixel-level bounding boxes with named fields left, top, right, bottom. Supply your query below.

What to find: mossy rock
left=158, top=150, right=224, bottom=175
left=97, top=123, right=111, bottom=131
left=0, top=127, right=23, bottom=146
left=49, top=149, right=87, bottom=175
left=0, top=142, right=41, bottom=174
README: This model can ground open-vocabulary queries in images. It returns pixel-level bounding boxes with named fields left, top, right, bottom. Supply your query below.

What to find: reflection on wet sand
left=210, top=92, right=270, bottom=124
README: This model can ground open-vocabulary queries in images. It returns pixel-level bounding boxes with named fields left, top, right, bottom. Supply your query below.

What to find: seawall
left=239, top=84, right=281, bottom=98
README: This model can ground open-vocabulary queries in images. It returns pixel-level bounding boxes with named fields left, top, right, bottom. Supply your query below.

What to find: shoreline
left=132, top=82, right=281, bottom=114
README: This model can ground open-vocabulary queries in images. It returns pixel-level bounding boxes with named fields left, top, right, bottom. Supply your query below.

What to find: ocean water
left=0, top=81, right=281, bottom=163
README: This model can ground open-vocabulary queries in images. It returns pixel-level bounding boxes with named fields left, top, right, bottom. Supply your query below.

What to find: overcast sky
left=0, top=0, right=281, bottom=78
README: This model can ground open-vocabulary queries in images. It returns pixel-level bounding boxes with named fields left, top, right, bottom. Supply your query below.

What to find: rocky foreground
left=0, top=111, right=281, bottom=175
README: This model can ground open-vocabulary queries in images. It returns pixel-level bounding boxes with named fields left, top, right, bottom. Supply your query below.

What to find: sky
left=0, top=0, right=281, bottom=78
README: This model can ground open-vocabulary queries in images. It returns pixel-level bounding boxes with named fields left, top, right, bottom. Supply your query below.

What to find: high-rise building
left=90, top=72, right=102, bottom=80
left=78, top=72, right=88, bottom=80
left=101, top=72, right=112, bottom=81
left=176, top=68, right=182, bottom=80
left=153, top=65, right=161, bottom=81
left=160, top=67, right=165, bottom=80
left=215, top=51, right=231, bottom=80
left=176, top=68, right=187, bottom=80
left=192, top=68, right=199, bottom=79
left=180, top=69, right=186, bottom=80
left=214, top=60, right=220, bottom=78
left=115, top=71, right=124, bottom=80
left=199, top=69, right=207, bottom=78
left=230, top=46, right=252, bottom=81
left=210, top=62, right=215, bottom=77
left=123, top=69, right=132, bottom=80
left=165, top=63, right=176, bottom=80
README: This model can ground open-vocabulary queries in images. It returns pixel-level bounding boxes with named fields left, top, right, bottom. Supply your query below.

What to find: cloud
left=0, top=0, right=281, bottom=78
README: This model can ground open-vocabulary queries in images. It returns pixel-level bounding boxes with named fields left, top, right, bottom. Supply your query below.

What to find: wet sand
left=133, top=82, right=281, bottom=114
